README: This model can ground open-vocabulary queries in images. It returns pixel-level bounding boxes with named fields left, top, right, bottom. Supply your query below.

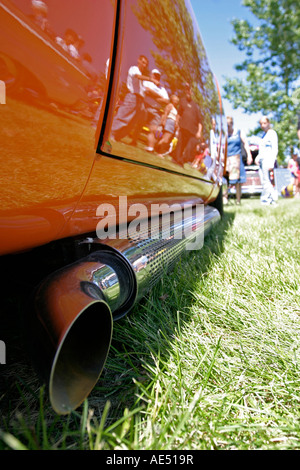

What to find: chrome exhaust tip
left=48, top=300, right=112, bottom=415
left=33, top=255, right=127, bottom=414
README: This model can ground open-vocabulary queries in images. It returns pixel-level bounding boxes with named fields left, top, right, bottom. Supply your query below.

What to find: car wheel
left=210, top=184, right=224, bottom=217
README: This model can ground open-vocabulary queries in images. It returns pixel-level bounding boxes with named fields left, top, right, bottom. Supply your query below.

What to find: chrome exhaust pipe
left=87, top=205, right=220, bottom=307
left=33, top=251, right=136, bottom=414
left=34, top=204, right=220, bottom=414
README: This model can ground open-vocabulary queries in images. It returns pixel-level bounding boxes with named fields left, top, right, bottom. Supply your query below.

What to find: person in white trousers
left=255, top=116, right=278, bottom=205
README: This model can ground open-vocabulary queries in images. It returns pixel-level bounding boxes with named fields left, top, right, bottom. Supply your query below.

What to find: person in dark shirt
left=174, top=83, right=202, bottom=167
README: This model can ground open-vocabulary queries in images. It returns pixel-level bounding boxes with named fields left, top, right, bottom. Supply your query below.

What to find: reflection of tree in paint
left=132, top=0, right=219, bottom=141
left=0, top=80, right=6, bottom=104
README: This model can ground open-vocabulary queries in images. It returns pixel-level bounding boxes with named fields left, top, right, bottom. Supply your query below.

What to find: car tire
left=210, top=184, right=224, bottom=217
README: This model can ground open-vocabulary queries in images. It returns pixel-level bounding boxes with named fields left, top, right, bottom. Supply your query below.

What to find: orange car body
left=1, top=0, right=228, bottom=414
left=0, top=0, right=226, bottom=256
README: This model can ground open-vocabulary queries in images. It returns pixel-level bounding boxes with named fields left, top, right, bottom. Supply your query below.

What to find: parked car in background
left=0, top=0, right=226, bottom=414
left=229, top=164, right=263, bottom=197
left=229, top=140, right=263, bottom=197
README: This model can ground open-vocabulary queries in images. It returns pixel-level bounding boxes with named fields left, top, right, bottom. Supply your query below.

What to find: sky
left=190, top=0, right=262, bottom=136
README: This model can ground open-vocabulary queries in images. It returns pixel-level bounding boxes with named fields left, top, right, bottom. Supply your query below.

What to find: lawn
left=1, top=197, right=300, bottom=450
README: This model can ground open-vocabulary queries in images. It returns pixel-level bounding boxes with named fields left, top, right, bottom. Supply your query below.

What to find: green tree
left=223, top=0, right=300, bottom=162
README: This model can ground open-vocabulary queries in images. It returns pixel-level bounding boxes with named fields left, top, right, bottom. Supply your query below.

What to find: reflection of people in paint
left=175, top=83, right=202, bottom=167
left=192, top=118, right=218, bottom=176
left=111, top=55, right=153, bottom=142
left=156, top=94, right=179, bottom=156
left=55, top=29, right=80, bottom=60
left=210, top=118, right=218, bottom=160
left=74, top=35, right=85, bottom=59
left=207, top=117, right=219, bottom=179
left=30, top=0, right=54, bottom=39
left=142, top=69, right=169, bottom=152
left=191, top=142, right=209, bottom=172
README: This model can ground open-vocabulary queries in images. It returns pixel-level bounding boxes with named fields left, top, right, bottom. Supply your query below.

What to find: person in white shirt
left=142, top=69, right=169, bottom=152
left=55, top=29, right=80, bottom=60
left=255, top=116, right=278, bottom=205
left=111, top=56, right=158, bottom=142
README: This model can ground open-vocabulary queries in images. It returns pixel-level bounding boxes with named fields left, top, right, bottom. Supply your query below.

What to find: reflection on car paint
left=100, top=0, right=226, bottom=180
left=0, top=0, right=225, bottom=255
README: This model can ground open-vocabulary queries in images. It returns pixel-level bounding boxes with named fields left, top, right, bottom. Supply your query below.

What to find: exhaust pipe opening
left=49, top=300, right=112, bottom=415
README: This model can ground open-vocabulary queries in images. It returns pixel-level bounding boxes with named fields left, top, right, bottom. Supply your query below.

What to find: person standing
left=255, top=116, right=278, bottom=206
left=288, top=148, right=300, bottom=198
left=111, top=55, right=154, bottom=142
left=142, top=69, right=169, bottom=152
left=175, top=83, right=202, bottom=167
left=226, top=116, right=252, bottom=204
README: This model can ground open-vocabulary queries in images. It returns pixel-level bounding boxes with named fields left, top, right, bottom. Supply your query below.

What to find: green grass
left=1, top=197, right=300, bottom=450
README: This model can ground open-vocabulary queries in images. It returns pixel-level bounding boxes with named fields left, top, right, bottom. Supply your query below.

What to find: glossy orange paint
left=0, top=0, right=116, bottom=253
left=0, top=0, right=225, bottom=256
